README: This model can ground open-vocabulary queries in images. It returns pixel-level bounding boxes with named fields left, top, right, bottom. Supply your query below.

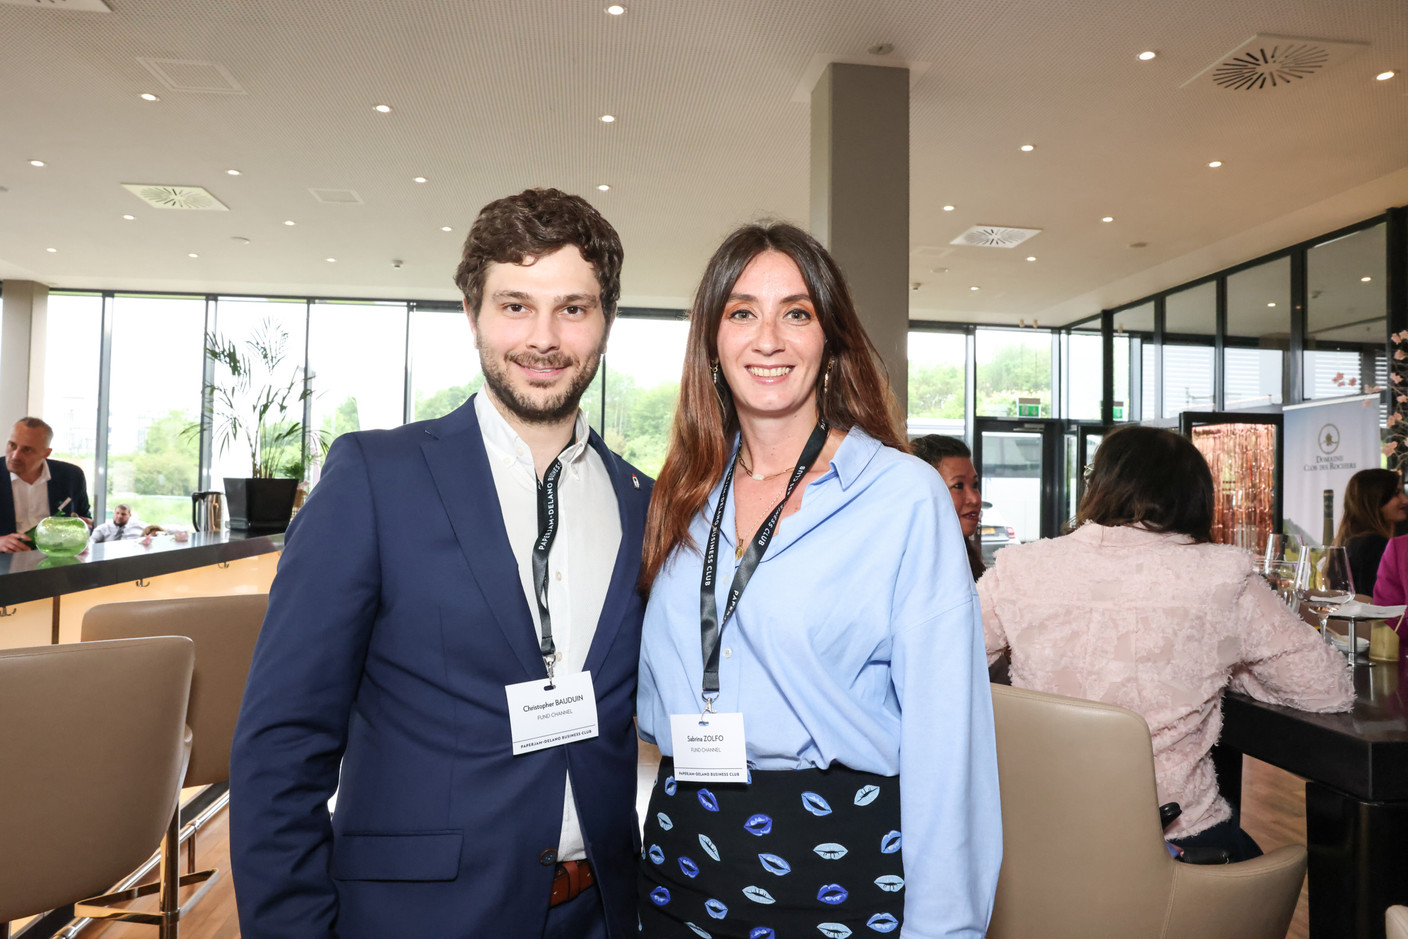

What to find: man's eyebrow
left=489, top=290, right=599, bottom=307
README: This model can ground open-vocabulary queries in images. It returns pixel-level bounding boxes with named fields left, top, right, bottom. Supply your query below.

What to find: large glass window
left=207, top=298, right=310, bottom=485
left=976, top=328, right=1051, bottom=418
left=42, top=293, right=103, bottom=494
left=308, top=301, right=409, bottom=453
left=1115, top=302, right=1154, bottom=420
left=105, top=295, right=205, bottom=526
left=907, top=329, right=966, bottom=437
left=1305, top=223, right=1385, bottom=400
left=409, top=306, right=480, bottom=422
left=599, top=316, right=689, bottom=476
left=1226, top=257, right=1289, bottom=408
left=1163, top=283, right=1215, bottom=417
left=1063, top=328, right=1102, bottom=421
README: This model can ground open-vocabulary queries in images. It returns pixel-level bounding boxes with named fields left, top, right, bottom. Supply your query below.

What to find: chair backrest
left=1388, top=905, right=1408, bottom=939
left=988, top=683, right=1175, bottom=939
left=83, top=594, right=267, bottom=787
left=0, top=637, right=194, bottom=922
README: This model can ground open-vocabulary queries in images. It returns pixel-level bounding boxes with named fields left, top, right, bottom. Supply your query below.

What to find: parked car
left=980, top=501, right=1018, bottom=566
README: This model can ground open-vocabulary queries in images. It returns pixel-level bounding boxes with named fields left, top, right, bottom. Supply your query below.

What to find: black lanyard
left=699, top=421, right=829, bottom=707
left=533, top=437, right=575, bottom=679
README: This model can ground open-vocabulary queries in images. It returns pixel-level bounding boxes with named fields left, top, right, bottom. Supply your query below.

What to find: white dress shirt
left=475, top=393, right=622, bottom=863
left=10, top=461, right=51, bottom=533
left=91, top=517, right=146, bottom=542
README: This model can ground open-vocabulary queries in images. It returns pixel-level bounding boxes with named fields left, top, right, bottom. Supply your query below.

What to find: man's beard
left=477, top=343, right=603, bottom=426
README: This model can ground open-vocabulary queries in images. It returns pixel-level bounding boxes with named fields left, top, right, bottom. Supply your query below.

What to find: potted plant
left=188, top=319, right=323, bottom=531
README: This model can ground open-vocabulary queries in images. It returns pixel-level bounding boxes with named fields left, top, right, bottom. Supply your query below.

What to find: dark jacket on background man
left=1, top=458, right=91, bottom=534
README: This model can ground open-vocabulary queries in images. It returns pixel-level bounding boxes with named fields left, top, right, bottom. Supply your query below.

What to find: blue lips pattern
left=648, top=844, right=665, bottom=864
left=817, top=883, right=849, bottom=905
left=817, top=925, right=853, bottom=939
left=879, top=830, right=902, bottom=854
left=679, top=856, right=701, bottom=878
left=801, top=791, right=833, bottom=816
left=744, top=813, right=773, bottom=836
left=698, top=789, right=721, bottom=812
left=866, top=912, right=900, bottom=933
left=704, top=899, right=729, bottom=920
left=757, top=852, right=791, bottom=875
left=749, top=929, right=776, bottom=939
left=665, top=775, right=678, bottom=796
left=651, top=885, right=671, bottom=906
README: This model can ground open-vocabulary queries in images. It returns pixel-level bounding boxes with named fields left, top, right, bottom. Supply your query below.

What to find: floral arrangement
left=1331, top=331, right=1408, bottom=472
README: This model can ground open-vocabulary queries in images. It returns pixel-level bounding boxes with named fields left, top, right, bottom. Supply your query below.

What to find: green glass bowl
left=33, top=516, right=90, bottom=557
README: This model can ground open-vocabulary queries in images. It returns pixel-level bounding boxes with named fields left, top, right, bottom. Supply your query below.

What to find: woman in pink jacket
left=980, top=425, right=1354, bottom=861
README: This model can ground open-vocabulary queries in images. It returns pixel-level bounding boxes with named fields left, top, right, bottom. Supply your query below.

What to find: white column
left=0, top=280, right=48, bottom=420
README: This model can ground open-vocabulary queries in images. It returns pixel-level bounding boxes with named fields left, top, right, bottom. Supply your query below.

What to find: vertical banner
left=1282, top=394, right=1382, bottom=543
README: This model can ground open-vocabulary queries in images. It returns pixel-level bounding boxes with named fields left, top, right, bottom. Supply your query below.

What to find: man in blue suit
left=2, top=416, right=92, bottom=552
left=230, top=189, right=651, bottom=938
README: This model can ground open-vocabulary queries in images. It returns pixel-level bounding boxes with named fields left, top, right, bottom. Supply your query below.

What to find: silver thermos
left=192, top=490, right=224, bottom=532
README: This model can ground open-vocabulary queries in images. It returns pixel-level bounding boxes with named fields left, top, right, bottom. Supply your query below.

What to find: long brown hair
left=911, top=434, right=986, bottom=581
left=640, top=222, right=907, bottom=590
left=1074, top=425, right=1214, bottom=543
left=1335, top=468, right=1402, bottom=544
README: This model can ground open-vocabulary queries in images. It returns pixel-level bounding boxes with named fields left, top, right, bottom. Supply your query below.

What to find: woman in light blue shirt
left=636, top=222, right=1001, bottom=939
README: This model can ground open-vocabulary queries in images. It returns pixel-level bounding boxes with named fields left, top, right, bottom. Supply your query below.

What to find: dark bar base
left=1306, top=781, right=1408, bottom=939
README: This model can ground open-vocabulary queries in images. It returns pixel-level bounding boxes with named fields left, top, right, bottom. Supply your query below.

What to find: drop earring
left=821, top=358, right=834, bottom=398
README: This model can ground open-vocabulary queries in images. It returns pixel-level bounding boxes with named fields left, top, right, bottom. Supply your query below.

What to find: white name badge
left=504, top=671, right=599, bottom=756
left=669, top=711, right=749, bottom=782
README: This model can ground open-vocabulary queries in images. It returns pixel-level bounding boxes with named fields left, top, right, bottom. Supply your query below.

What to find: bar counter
left=0, top=531, right=282, bottom=647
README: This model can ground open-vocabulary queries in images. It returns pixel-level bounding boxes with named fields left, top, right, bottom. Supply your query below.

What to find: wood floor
left=30, top=752, right=1311, bottom=939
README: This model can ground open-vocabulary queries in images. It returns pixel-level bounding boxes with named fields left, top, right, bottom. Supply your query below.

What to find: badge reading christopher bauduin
left=504, top=671, right=599, bottom=756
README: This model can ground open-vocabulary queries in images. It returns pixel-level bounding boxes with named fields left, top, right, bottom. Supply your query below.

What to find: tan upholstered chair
left=1388, top=905, right=1408, bottom=939
left=78, top=594, right=267, bottom=937
left=0, top=638, right=194, bottom=931
left=988, top=683, right=1308, bottom=939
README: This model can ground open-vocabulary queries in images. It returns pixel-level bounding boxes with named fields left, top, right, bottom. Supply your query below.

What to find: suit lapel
left=582, top=433, right=645, bottom=677
left=420, top=397, right=543, bottom=678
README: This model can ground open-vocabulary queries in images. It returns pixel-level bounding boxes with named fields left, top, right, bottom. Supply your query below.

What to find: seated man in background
left=91, top=503, right=145, bottom=542
left=2, top=416, right=92, bottom=552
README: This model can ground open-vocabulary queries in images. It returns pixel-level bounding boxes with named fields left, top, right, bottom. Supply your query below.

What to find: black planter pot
left=223, top=477, right=299, bottom=532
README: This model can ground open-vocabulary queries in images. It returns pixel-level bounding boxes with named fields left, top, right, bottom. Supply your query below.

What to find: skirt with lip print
left=637, top=758, right=904, bottom=939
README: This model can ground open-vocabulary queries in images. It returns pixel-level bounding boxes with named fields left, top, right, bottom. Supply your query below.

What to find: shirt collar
left=829, top=426, right=882, bottom=489
left=9, top=460, right=51, bottom=487
left=1068, top=521, right=1197, bottom=546
left=475, top=392, right=590, bottom=468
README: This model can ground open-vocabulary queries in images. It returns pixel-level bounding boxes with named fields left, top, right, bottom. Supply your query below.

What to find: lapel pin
left=631, top=474, right=640, bottom=490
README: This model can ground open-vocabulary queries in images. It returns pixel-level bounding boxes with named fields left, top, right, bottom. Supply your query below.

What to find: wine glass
left=1263, top=533, right=1304, bottom=576
left=1263, top=560, right=1301, bottom=612
left=1295, top=546, right=1356, bottom=642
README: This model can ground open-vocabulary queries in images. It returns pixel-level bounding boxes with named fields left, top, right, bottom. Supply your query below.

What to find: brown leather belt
left=549, top=859, right=595, bottom=907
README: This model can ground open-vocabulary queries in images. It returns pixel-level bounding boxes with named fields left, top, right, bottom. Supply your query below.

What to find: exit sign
left=1017, top=397, right=1041, bottom=418
left=1113, top=400, right=1125, bottom=420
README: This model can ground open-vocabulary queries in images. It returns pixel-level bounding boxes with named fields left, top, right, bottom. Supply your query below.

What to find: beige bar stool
left=1388, top=905, right=1408, bottom=939
left=78, top=593, right=266, bottom=938
left=988, top=683, right=1309, bottom=939
left=0, top=637, right=194, bottom=938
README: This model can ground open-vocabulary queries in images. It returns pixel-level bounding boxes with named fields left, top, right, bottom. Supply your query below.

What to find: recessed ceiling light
left=1026, top=256, right=1037, bottom=261
left=29, top=160, right=44, bottom=167
left=1019, top=144, right=1035, bottom=152
left=600, top=114, right=616, bottom=123
left=1376, top=70, right=1396, bottom=81
left=597, top=184, right=611, bottom=191
left=1102, top=216, right=1115, bottom=222
left=121, top=214, right=134, bottom=220
left=46, top=247, right=56, bottom=253
left=226, top=169, right=241, bottom=176
left=1138, top=51, right=1157, bottom=61
left=373, top=104, right=392, bottom=113
left=140, top=92, right=159, bottom=101
left=1267, top=302, right=1277, bottom=307
left=1362, top=276, right=1373, bottom=282
left=413, top=176, right=427, bottom=183
left=942, top=205, right=955, bottom=211
left=188, top=253, right=198, bottom=258
left=326, top=257, right=337, bottom=263
left=441, top=226, right=453, bottom=232
left=606, top=4, right=625, bottom=13
left=969, top=285, right=980, bottom=291
left=283, top=220, right=296, bottom=226
left=1208, top=161, right=1222, bottom=167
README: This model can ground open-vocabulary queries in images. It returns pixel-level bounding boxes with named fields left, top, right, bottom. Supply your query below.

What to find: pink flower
left=1394, top=374, right=1404, bottom=385
left=1395, top=350, right=1406, bottom=361
left=1349, top=377, right=1358, bottom=386
left=1398, top=395, right=1407, bottom=404
left=1389, top=412, right=1402, bottom=427
left=1366, top=385, right=1382, bottom=394
left=1385, top=443, right=1398, bottom=456
left=1333, top=372, right=1346, bottom=383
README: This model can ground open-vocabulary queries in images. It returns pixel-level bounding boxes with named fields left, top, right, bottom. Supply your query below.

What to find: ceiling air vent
left=949, top=226, right=1041, bottom=249
left=1182, top=34, right=1367, bottom=91
left=309, top=188, right=364, bottom=204
left=136, top=57, right=245, bottom=94
left=122, top=184, right=229, bottom=211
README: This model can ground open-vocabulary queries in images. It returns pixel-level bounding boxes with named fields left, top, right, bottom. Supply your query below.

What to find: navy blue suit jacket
left=1, top=458, right=91, bottom=534
left=229, top=397, right=651, bottom=938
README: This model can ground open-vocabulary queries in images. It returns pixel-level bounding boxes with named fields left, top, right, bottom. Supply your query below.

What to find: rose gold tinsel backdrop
left=1191, top=423, right=1277, bottom=551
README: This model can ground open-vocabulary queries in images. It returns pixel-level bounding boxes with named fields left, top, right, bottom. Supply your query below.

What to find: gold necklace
left=738, top=453, right=795, bottom=482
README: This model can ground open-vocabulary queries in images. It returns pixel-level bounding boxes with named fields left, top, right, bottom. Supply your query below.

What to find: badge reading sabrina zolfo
left=669, top=711, right=748, bottom=782
left=504, top=671, right=599, bottom=756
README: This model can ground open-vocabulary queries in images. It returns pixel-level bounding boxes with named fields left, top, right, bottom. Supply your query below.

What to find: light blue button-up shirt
left=638, top=427, right=1002, bottom=939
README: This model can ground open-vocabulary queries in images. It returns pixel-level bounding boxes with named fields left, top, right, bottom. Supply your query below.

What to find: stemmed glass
left=1295, top=546, right=1356, bottom=642
left=1261, top=535, right=1303, bottom=611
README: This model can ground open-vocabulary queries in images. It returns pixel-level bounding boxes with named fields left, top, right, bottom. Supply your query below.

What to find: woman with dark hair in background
left=980, top=424, right=1353, bottom=861
left=636, top=222, right=1001, bottom=937
left=912, top=434, right=985, bottom=580
left=1334, top=467, right=1407, bottom=596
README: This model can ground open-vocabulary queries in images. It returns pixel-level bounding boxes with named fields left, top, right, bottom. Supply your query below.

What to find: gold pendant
left=735, top=540, right=746, bottom=561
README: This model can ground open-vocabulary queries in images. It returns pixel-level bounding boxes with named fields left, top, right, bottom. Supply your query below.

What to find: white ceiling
left=1, top=0, right=1405, bottom=327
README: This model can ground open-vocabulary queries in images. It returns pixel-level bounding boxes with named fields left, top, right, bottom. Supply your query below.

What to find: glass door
left=1067, top=423, right=1109, bottom=520
left=973, top=418, right=1065, bottom=562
